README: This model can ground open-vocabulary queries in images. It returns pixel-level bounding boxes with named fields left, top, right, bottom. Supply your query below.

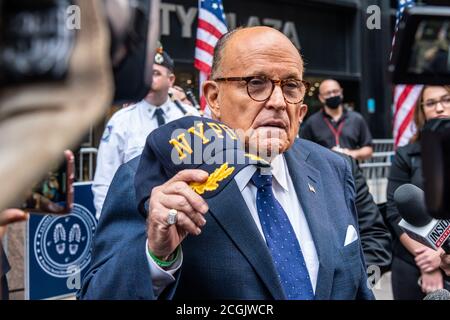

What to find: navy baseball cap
left=135, top=116, right=270, bottom=215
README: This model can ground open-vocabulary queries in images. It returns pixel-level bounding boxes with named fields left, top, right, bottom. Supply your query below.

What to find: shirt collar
left=322, top=108, right=348, bottom=123
left=271, top=154, right=289, bottom=192
left=141, top=98, right=172, bottom=117
left=234, top=154, right=289, bottom=192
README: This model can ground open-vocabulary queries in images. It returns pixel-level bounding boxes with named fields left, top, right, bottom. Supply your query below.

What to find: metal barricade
left=77, top=148, right=97, bottom=182
left=359, top=140, right=395, bottom=204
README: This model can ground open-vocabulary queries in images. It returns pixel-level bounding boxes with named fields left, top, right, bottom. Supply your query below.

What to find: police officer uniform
left=92, top=50, right=199, bottom=219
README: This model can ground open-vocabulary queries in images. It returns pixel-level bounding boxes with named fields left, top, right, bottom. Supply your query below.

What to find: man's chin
left=246, top=138, right=288, bottom=160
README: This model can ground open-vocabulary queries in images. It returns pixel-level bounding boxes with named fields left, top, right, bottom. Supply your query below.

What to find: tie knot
left=251, top=171, right=273, bottom=189
left=154, top=108, right=164, bottom=116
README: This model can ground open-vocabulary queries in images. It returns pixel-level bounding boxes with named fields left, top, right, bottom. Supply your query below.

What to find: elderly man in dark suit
left=79, top=26, right=375, bottom=300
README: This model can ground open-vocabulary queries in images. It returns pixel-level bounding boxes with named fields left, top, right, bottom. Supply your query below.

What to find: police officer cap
left=154, top=44, right=174, bottom=72
left=135, top=116, right=270, bottom=216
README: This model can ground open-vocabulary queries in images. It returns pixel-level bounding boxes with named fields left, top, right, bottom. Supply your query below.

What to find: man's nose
left=266, top=84, right=287, bottom=110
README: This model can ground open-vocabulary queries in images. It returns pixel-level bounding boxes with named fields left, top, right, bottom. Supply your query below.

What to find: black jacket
left=345, top=156, right=392, bottom=273
left=385, top=142, right=422, bottom=266
left=0, top=243, right=9, bottom=300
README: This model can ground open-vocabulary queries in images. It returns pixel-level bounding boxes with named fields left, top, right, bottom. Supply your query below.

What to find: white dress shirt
left=146, top=154, right=319, bottom=297
left=92, top=98, right=199, bottom=219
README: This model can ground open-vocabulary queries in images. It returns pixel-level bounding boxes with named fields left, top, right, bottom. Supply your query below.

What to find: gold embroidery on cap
left=206, top=122, right=225, bottom=138
left=219, top=124, right=238, bottom=140
left=169, top=133, right=193, bottom=160
left=190, top=163, right=235, bottom=195
left=187, top=123, right=210, bottom=144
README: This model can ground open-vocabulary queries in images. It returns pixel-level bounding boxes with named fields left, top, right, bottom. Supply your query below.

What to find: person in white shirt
left=92, top=49, right=199, bottom=219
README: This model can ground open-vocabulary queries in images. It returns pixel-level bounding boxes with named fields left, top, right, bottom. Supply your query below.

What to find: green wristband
left=148, top=246, right=180, bottom=268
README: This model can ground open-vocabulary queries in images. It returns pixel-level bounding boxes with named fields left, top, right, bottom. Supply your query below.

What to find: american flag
left=194, top=0, right=228, bottom=111
left=392, top=0, right=423, bottom=147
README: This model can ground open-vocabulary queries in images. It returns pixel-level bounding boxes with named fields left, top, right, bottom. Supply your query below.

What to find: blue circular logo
left=34, top=203, right=97, bottom=278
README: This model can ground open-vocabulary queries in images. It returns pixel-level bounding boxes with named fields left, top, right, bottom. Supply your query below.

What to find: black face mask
left=325, top=95, right=343, bottom=109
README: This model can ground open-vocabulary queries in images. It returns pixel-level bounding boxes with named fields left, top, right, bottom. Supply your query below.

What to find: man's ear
left=168, top=73, right=176, bottom=86
left=203, top=80, right=220, bottom=119
left=318, top=94, right=325, bottom=104
left=298, top=103, right=308, bottom=123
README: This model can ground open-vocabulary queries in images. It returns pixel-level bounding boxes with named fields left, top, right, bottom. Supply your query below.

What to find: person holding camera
left=386, top=85, right=450, bottom=299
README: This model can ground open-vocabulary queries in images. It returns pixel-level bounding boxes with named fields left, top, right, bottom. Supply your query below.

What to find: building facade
left=159, top=0, right=394, bottom=138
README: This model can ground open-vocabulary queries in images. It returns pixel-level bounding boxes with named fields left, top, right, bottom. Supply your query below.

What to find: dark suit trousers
left=391, top=257, right=424, bottom=300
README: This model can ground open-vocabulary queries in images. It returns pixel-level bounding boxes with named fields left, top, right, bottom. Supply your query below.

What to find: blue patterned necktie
left=252, top=170, right=314, bottom=300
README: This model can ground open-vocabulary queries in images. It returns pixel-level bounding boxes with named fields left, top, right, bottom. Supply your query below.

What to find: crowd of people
left=1, top=26, right=450, bottom=300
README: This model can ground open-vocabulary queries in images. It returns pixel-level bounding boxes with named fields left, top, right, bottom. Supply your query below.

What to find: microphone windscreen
left=394, top=184, right=432, bottom=227
left=423, top=289, right=450, bottom=300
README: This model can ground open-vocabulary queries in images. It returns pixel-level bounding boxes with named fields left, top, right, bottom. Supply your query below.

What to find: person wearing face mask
left=385, top=86, right=450, bottom=300
left=300, top=79, right=373, bottom=161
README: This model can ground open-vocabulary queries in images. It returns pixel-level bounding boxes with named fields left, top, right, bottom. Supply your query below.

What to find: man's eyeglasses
left=422, top=95, right=450, bottom=109
left=213, top=76, right=310, bottom=104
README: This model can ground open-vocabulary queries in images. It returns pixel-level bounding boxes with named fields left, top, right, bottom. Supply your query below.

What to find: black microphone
left=394, top=184, right=450, bottom=253
left=423, top=289, right=450, bottom=300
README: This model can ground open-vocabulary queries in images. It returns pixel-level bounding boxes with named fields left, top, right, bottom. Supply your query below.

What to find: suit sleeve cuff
left=145, top=239, right=183, bottom=298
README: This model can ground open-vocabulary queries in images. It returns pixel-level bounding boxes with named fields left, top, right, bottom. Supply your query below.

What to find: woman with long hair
left=386, top=85, right=450, bottom=299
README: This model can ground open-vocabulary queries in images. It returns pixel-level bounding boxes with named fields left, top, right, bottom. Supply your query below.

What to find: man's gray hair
left=210, top=26, right=304, bottom=79
left=210, top=27, right=243, bottom=79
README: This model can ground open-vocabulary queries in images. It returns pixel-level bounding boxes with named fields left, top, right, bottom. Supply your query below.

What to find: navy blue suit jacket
left=78, top=139, right=374, bottom=300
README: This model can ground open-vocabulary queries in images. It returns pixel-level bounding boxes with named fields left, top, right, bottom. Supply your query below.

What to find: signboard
left=25, top=182, right=97, bottom=300
left=159, top=0, right=358, bottom=74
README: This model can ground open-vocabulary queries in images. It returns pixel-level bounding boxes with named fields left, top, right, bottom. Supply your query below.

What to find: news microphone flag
left=194, top=0, right=228, bottom=111
left=392, top=0, right=423, bottom=147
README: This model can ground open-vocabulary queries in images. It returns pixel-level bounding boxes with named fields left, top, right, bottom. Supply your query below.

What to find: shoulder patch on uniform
left=101, top=125, right=113, bottom=142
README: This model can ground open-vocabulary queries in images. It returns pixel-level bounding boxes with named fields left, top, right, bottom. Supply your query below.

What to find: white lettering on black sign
left=160, top=3, right=301, bottom=49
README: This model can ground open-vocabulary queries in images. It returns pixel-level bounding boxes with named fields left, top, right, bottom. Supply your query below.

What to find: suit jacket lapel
left=284, top=145, right=335, bottom=300
left=206, top=179, right=286, bottom=300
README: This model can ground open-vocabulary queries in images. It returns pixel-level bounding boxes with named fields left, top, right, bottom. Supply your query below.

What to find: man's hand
left=331, top=146, right=346, bottom=154
left=415, top=247, right=443, bottom=273
left=147, top=169, right=209, bottom=260
left=0, top=209, right=29, bottom=239
left=420, top=269, right=444, bottom=294
left=332, top=146, right=356, bottom=158
left=331, top=146, right=373, bottom=160
left=440, top=253, right=450, bottom=276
